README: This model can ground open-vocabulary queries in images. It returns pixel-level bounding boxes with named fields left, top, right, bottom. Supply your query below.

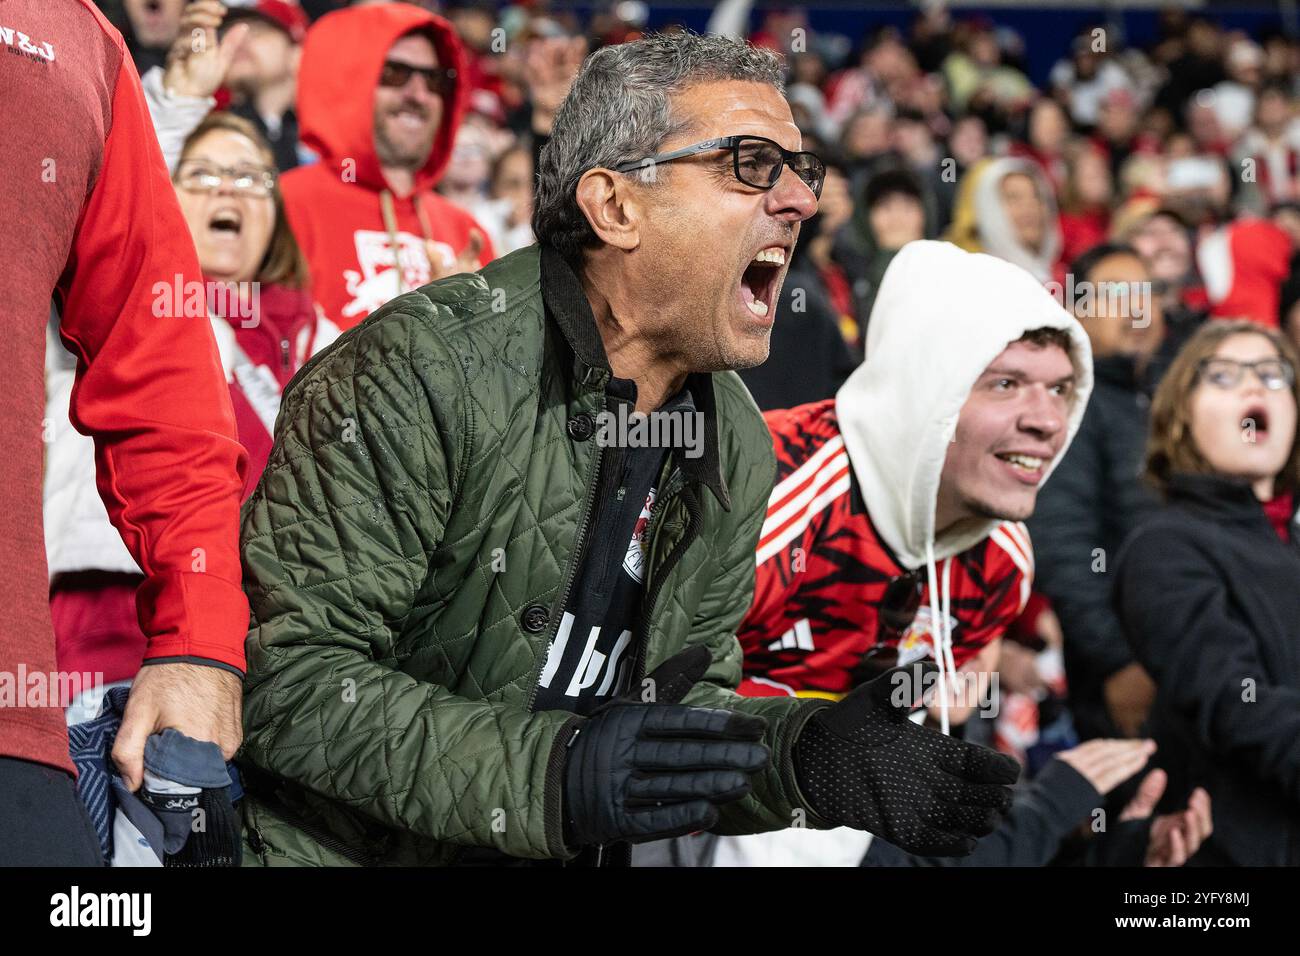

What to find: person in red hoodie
left=280, top=3, right=494, bottom=330
left=2, top=0, right=248, bottom=865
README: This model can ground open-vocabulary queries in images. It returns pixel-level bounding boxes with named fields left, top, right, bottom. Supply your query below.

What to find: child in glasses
left=1116, top=319, right=1300, bottom=865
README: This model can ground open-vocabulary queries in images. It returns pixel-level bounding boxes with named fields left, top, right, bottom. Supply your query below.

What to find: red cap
left=227, top=0, right=309, bottom=44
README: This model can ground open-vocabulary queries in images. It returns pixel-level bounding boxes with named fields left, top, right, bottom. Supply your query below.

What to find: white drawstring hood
left=836, top=240, right=1093, bottom=733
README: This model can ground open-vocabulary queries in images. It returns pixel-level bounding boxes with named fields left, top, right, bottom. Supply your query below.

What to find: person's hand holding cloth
left=560, top=650, right=1017, bottom=856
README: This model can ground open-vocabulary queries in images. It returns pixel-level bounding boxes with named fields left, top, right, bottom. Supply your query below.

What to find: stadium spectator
left=715, top=240, right=1092, bottom=864
left=119, top=0, right=184, bottom=73
left=1117, top=320, right=1300, bottom=865
left=1050, top=33, right=1133, bottom=130
left=222, top=0, right=310, bottom=172
left=1092, top=88, right=1148, bottom=182
left=171, top=112, right=340, bottom=483
left=481, top=143, right=538, bottom=256
left=839, top=166, right=928, bottom=336
left=1154, top=17, right=1225, bottom=118
left=947, top=157, right=1062, bottom=284
left=946, top=113, right=991, bottom=181
left=839, top=104, right=894, bottom=175
left=1116, top=204, right=1207, bottom=358
left=278, top=3, right=493, bottom=330
left=1027, top=243, right=1164, bottom=742
left=1057, top=142, right=1115, bottom=266
left=139, top=0, right=249, bottom=170
left=4, top=0, right=247, bottom=865
left=45, top=112, right=337, bottom=727
left=1011, top=97, right=1070, bottom=193
left=235, top=31, right=1018, bottom=868
left=941, top=18, right=1033, bottom=118
left=1233, top=80, right=1300, bottom=213
left=1210, top=39, right=1265, bottom=142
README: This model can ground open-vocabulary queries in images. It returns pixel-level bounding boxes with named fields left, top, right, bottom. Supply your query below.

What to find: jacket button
left=566, top=414, right=594, bottom=442
left=521, top=604, right=550, bottom=633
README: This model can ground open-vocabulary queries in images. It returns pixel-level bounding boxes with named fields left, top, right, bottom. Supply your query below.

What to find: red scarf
left=1264, top=491, right=1294, bottom=542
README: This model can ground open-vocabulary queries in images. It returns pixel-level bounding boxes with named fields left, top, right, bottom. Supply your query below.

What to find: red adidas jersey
left=737, top=400, right=1033, bottom=697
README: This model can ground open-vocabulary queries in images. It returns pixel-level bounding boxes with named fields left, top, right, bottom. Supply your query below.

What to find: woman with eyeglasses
left=171, top=111, right=341, bottom=488
left=1115, top=319, right=1300, bottom=865
left=43, top=112, right=338, bottom=726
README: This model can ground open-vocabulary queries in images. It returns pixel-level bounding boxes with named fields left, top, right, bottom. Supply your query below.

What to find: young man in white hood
left=742, top=238, right=1091, bottom=700
left=714, top=240, right=1094, bottom=865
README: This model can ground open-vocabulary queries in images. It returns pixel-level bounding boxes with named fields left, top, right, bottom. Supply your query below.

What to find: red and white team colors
left=737, top=399, right=1033, bottom=698
left=733, top=241, right=1094, bottom=704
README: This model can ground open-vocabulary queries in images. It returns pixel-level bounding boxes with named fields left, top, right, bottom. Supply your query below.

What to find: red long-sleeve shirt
left=1, top=0, right=248, bottom=772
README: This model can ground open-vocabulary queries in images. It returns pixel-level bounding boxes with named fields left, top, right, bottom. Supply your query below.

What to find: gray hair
left=533, top=31, right=786, bottom=264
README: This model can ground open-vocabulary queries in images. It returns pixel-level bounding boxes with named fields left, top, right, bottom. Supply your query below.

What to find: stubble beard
left=960, top=490, right=1034, bottom=523
left=374, top=115, right=435, bottom=170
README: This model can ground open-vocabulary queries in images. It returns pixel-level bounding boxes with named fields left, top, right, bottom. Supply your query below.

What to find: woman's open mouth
left=1243, top=404, right=1270, bottom=439
left=739, top=247, right=785, bottom=319
left=208, top=208, right=243, bottom=240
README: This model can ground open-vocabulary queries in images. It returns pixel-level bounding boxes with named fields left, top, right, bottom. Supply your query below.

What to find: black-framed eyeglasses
left=175, top=160, right=276, bottom=198
left=379, top=59, right=457, bottom=96
left=612, top=135, right=825, bottom=199
left=1197, top=357, right=1295, bottom=391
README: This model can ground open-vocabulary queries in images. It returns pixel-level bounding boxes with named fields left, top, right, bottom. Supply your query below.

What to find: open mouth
left=208, top=208, right=242, bottom=239
left=740, top=246, right=786, bottom=319
left=1243, top=404, right=1270, bottom=437
left=994, top=451, right=1049, bottom=483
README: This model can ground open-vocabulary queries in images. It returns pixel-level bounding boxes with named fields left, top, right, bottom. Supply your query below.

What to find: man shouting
left=237, top=32, right=1017, bottom=866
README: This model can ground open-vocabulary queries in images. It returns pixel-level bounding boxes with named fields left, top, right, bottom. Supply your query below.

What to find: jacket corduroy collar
left=538, top=244, right=731, bottom=511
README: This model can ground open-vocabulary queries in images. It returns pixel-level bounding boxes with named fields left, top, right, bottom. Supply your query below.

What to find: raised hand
left=163, top=1, right=250, bottom=100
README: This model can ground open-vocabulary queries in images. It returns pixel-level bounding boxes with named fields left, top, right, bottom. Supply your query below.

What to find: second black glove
left=794, top=662, right=1020, bottom=856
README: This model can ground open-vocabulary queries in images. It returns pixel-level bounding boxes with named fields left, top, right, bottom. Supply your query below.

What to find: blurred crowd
left=32, top=0, right=1300, bottom=866
left=97, top=0, right=1300, bottom=349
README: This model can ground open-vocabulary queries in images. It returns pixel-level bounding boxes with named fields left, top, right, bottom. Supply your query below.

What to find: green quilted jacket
left=237, top=243, right=824, bottom=866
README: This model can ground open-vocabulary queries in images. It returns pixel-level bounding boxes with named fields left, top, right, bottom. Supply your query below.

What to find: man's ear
left=575, top=168, right=644, bottom=252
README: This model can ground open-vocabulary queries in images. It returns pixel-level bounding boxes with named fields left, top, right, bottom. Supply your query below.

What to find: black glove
left=561, top=646, right=770, bottom=849
left=794, top=662, right=1020, bottom=856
